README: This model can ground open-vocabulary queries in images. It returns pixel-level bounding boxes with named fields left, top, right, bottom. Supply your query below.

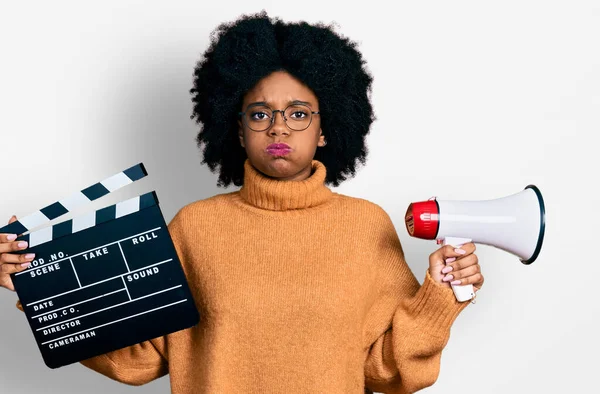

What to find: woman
left=0, top=11, right=483, bottom=394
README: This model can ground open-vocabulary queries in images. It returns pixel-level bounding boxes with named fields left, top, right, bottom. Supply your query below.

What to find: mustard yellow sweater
left=78, top=159, right=469, bottom=393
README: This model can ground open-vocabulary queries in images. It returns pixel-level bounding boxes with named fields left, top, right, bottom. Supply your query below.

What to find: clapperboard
left=2, top=164, right=200, bottom=369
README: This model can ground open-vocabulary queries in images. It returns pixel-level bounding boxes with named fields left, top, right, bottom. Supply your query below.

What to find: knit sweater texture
left=76, top=159, right=469, bottom=393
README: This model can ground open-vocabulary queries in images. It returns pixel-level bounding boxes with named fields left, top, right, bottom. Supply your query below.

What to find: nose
left=269, top=111, right=290, bottom=136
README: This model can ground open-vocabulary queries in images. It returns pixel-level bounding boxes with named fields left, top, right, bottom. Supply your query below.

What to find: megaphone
left=405, top=185, right=546, bottom=302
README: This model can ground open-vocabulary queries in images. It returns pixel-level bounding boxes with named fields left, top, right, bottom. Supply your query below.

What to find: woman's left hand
left=428, top=242, right=484, bottom=292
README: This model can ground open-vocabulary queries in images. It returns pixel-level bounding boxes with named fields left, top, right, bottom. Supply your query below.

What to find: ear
left=238, top=119, right=245, bottom=148
left=317, top=128, right=326, bottom=147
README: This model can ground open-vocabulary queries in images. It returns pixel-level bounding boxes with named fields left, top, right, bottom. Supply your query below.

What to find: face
left=238, top=70, right=325, bottom=181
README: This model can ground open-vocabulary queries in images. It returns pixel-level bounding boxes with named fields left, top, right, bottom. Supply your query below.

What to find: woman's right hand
left=0, top=216, right=36, bottom=291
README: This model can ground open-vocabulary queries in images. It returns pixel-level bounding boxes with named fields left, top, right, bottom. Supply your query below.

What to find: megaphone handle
left=442, top=237, right=476, bottom=302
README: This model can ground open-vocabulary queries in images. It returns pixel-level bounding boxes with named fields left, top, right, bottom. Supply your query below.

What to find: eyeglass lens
left=244, top=104, right=313, bottom=131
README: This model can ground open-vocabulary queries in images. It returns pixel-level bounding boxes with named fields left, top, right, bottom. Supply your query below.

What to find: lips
left=266, top=143, right=292, bottom=156
left=267, top=143, right=290, bottom=150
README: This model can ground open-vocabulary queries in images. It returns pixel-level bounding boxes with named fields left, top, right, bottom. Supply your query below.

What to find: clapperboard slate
left=1, top=164, right=199, bottom=369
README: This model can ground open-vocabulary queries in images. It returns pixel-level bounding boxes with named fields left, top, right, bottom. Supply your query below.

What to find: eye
left=250, top=111, right=271, bottom=121
left=289, top=110, right=308, bottom=119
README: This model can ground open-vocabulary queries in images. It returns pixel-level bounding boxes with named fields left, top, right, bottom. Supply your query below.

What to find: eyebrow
left=247, top=99, right=313, bottom=108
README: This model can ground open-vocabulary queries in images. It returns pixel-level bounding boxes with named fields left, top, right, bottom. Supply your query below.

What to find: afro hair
left=190, top=11, right=375, bottom=187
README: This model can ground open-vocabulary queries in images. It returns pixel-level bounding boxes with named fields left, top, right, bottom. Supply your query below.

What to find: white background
left=0, top=1, right=598, bottom=393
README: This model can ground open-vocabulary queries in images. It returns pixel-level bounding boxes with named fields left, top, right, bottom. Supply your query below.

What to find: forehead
left=243, top=71, right=318, bottom=106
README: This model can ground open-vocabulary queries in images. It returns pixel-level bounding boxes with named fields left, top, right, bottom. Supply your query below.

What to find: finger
left=440, top=242, right=476, bottom=259
left=0, top=233, right=19, bottom=243
left=1, top=261, right=31, bottom=274
left=455, top=272, right=485, bottom=289
left=0, top=252, right=35, bottom=264
left=0, top=215, right=17, bottom=243
left=1, top=215, right=20, bottom=244
left=474, top=274, right=485, bottom=291
left=443, top=254, right=478, bottom=273
left=443, top=263, right=480, bottom=283
left=447, top=271, right=484, bottom=287
left=441, top=263, right=480, bottom=284
left=0, top=276, right=15, bottom=291
left=0, top=240, right=29, bottom=254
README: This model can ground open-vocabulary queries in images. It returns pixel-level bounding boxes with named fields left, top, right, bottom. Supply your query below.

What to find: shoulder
left=182, top=191, right=237, bottom=211
left=332, top=193, right=403, bottom=244
left=168, top=191, right=238, bottom=225
left=333, top=192, right=394, bottom=223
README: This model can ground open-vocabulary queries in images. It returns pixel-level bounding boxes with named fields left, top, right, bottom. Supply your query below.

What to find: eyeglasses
left=238, top=103, right=320, bottom=132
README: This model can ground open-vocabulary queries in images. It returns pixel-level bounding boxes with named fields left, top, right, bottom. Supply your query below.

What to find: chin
left=259, top=159, right=297, bottom=179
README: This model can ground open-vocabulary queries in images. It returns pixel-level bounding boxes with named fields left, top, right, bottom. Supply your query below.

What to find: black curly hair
left=190, top=11, right=375, bottom=187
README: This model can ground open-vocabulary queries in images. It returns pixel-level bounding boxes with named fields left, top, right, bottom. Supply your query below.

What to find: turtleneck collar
left=239, top=159, right=333, bottom=211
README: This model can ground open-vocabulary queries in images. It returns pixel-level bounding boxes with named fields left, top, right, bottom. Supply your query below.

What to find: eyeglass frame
left=238, top=103, right=320, bottom=132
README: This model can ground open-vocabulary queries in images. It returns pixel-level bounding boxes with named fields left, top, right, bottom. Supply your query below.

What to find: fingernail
left=445, top=257, right=456, bottom=264
left=6, top=234, right=17, bottom=241
left=21, top=262, right=31, bottom=268
left=443, top=274, right=454, bottom=282
left=455, top=248, right=466, bottom=255
left=450, top=280, right=461, bottom=285
left=18, top=241, right=28, bottom=249
left=25, top=254, right=35, bottom=260
left=441, top=266, right=453, bottom=274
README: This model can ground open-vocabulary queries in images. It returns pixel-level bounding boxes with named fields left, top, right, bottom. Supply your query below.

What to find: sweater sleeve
left=363, top=208, right=469, bottom=394
left=78, top=208, right=191, bottom=385
left=79, top=337, right=168, bottom=386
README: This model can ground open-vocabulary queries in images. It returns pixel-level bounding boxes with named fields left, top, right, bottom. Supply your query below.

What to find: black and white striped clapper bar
left=1, top=163, right=199, bottom=369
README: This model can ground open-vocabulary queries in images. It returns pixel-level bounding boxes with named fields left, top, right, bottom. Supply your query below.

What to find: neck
left=239, top=159, right=333, bottom=211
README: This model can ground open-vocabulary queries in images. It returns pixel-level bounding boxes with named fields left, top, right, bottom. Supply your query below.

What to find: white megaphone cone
left=405, top=185, right=546, bottom=302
